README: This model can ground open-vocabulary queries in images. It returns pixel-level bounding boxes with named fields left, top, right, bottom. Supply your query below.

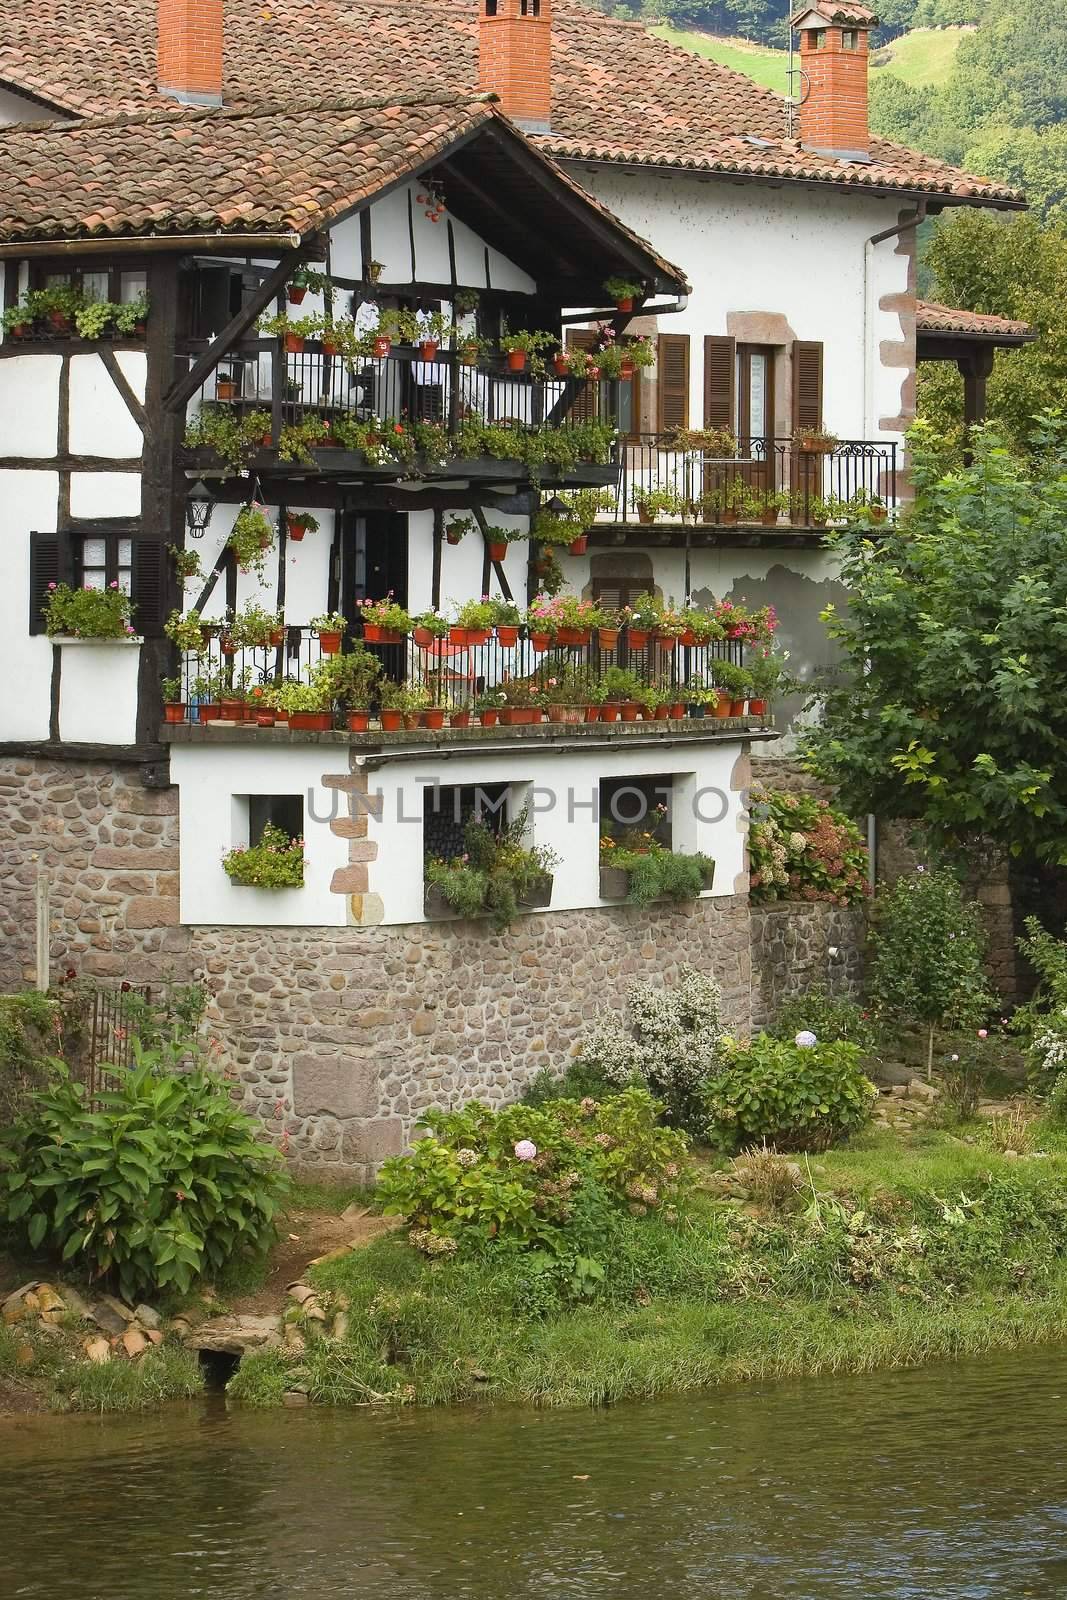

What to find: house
left=0, top=0, right=1026, bottom=1172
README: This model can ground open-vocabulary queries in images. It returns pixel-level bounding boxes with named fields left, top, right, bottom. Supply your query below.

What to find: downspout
left=861, top=202, right=925, bottom=439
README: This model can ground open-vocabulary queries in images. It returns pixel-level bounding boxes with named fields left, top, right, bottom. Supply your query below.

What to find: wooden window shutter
left=703, top=335, right=735, bottom=431
left=566, top=329, right=598, bottom=423
left=657, top=333, right=690, bottom=433
left=130, top=540, right=170, bottom=638
left=792, top=340, right=824, bottom=433
left=28, top=531, right=72, bottom=634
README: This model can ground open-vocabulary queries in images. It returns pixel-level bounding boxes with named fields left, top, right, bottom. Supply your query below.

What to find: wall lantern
left=186, top=479, right=214, bottom=539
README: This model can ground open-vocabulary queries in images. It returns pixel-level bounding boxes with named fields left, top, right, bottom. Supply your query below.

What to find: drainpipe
left=862, top=202, right=926, bottom=439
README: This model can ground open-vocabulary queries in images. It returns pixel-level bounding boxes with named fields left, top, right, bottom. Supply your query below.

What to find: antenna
left=786, top=11, right=795, bottom=139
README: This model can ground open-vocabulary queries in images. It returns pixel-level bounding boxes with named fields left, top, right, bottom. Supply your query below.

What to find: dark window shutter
left=28, top=531, right=72, bottom=634
left=566, top=329, right=598, bottom=423
left=657, top=333, right=690, bottom=433
left=792, top=340, right=824, bottom=433
left=703, top=335, right=735, bottom=431
left=131, top=540, right=170, bottom=638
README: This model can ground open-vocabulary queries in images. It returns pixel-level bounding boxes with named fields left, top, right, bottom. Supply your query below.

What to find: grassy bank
left=0, top=1320, right=202, bottom=1414
left=230, top=1125, right=1067, bottom=1410
left=650, top=23, right=966, bottom=96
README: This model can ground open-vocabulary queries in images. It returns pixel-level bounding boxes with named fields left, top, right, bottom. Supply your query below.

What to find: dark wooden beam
left=438, top=159, right=585, bottom=280
left=470, top=502, right=513, bottom=604
left=163, top=246, right=308, bottom=414
left=98, top=347, right=148, bottom=432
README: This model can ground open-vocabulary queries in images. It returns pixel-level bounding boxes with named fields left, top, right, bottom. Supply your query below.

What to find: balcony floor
left=160, top=717, right=777, bottom=753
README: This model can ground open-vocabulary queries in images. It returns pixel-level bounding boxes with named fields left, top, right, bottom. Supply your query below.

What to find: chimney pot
left=158, top=0, right=224, bottom=106
left=792, top=6, right=876, bottom=160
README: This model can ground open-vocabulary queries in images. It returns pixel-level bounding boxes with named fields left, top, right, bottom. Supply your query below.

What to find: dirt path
left=225, top=1202, right=395, bottom=1317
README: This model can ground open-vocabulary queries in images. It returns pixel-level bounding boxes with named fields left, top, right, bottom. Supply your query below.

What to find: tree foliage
left=802, top=418, right=1067, bottom=864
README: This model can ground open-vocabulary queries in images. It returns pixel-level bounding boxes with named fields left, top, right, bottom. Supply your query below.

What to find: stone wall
left=195, top=894, right=752, bottom=1180
left=750, top=900, right=866, bottom=1031
left=0, top=756, right=191, bottom=990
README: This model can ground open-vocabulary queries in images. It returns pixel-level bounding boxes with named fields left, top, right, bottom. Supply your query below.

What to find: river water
left=3, top=1347, right=1067, bottom=1599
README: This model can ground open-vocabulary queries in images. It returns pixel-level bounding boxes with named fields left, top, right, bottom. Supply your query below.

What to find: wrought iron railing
left=177, top=626, right=746, bottom=721
left=607, top=434, right=898, bottom=526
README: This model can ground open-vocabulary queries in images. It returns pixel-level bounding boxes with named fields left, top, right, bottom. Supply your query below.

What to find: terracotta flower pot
left=530, top=633, right=551, bottom=653
left=446, top=528, right=464, bottom=545
left=670, top=702, right=685, bottom=719
left=547, top=704, right=566, bottom=724
left=261, top=432, right=274, bottom=448
left=289, top=710, right=332, bottom=731
left=655, top=633, right=677, bottom=652
left=600, top=703, right=621, bottom=723
left=318, top=630, right=342, bottom=654
left=450, top=709, right=471, bottom=728
left=730, top=698, right=747, bottom=717
left=269, top=628, right=285, bottom=647
left=412, top=626, right=436, bottom=648
left=449, top=626, right=470, bottom=647
left=216, top=379, right=238, bottom=401
left=496, top=625, right=519, bottom=647
left=255, top=710, right=276, bottom=727
left=637, top=504, right=653, bottom=525
left=627, top=627, right=649, bottom=649
left=712, top=691, right=733, bottom=719
left=163, top=703, right=186, bottom=724
left=287, top=286, right=307, bottom=305
left=598, top=627, right=619, bottom=650
left=283, top=333, right=305, bottom=354
left=615, top=296, right=634, bottom=313
left=420, top=708, right=444, bottom=730
left=870, top=507, right=888, bottom=523
left=197, top=703, right=221, bottom=723
left=619, top=359, right=636, bottom=380
left=761, top=509, right=779, bottom=527
left=220, top=639, right=237, bottom=657
left=621, top=701, right=640, bottom=722
left=347, top=710, right=370, bottom=731
left=380, top=709, right=403, bottom=731
left=500, top=707, right=521, bottom=727
left=553, top=355, right=569, bottom=377
left=373, top=336, right=392, bottom=358
left=556, top=626, right=584, bottom=646
left=321, top=338, right=340, bottom=357
left=479, top=709, right=499, bottom=727
left=720, top=510, right=739, bottom=526
left=10, top=322, right=31, bottom=340
left=467, top=628, right=490, bottom=647
left=418, top=339, right=439, bottom=362
left=286, top=516, right=307, bottom=541
left=506, top=348, right=527, bottom=372
left=48, top=311, right=72, bottom=333
left=585, top=704, right=601, bottom=722
left=650, top=705, right=668, bottom=721
left=461, top=345, right=480, bottom=366
left=220, top=698, right=244, bottom=720
left=488, top=541, right=508, bottom=563
left=749, top=698, right=768, bottom=716
left=568, top=535, right=588, bottom=556
left=402, top=713, right=420, bottom=731
left=679, top=629, right=696, bottom=648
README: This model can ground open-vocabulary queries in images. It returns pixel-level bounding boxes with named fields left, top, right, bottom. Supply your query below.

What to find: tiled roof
left=0, top=0, right=1024, bottom=207
left=0, top=96, right=496, bottom=242
left=790, top=3, right=880, bottom=25
left=916, top=300, right=1034, bottom=340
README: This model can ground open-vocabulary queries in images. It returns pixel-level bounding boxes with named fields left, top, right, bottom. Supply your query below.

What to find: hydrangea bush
left=706, top=1032, right=877, bottom=1152
left=748, top=782, right=870, bottom=906
left=576, top=966, right=725, bottom=1131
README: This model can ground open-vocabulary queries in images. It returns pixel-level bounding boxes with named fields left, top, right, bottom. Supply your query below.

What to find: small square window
left=812, top=28, right=827, bottom=47
left=423, top=782, right=508, bottom=868
left=246, top=794, right=304, bottom=847
left=599, top=775, right=674, bottom=847
left=841, top=28, right=858, bottom=48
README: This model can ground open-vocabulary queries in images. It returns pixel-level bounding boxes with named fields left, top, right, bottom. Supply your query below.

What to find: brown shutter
left=657, top=333, right=690, bottom=433
left=28, top=531, right=72, bottom=634
left=703, top=335, right=735, bottom=431
left=130, top=539, right=171, bottom=638
left=792, top=340, right=824, bottom=432
left=566, top=329, right=598, bottom=423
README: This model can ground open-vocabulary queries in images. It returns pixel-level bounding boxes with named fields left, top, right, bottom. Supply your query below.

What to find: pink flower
left=109, top=580, right=119, bottom=590
left=977, top=1028, right=988, bottom=1039
left=514, top=1139, right=537, bottom=1162
left=47, top=581, right=57, bottom=590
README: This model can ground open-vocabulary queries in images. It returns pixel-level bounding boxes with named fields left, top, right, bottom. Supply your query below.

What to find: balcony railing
left=608, top=434, right=898, bottom=527
left=175, top=625, right=747, bottom=722
left=179, top=339, right=622, bottom=468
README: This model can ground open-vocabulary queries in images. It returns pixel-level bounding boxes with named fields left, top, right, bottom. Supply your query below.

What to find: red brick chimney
left=478, top=0, right=552, bottom=133
left=791, top=3, right=877, bottom=160
left=158, top=0, right=224, bottom=106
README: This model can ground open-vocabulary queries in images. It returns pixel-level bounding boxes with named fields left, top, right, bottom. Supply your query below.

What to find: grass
left=1, top=1319, right=203, bottom=1413
left=651, top=22, right=967, bottom=98
left=228, top=1124, right=1067, bottom=1412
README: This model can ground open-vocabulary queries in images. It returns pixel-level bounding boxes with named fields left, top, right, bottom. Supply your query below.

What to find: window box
left=518, top=872, right=554, bottom=909
left=599, top=865, right=631, bottom=900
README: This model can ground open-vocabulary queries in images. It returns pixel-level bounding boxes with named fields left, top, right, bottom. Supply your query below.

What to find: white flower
left=795, top=1030, right=818, bottom=1049
left=513, top=1140, right=537, bottom=1162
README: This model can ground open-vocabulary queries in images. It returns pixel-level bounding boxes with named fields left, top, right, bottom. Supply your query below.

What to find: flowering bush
left=43, top=581, right=136, bottom=639
left=357, top=596, right=411, bottom=634
left=706, top=1032, right=877, bottom=1152
left=748, top=783, right=870, bottom=906
left=577, top=967, right=726, bottom=1131
left=377, top=1087, right=690, bottom=1256
left=715, top=599, right=778, bottom=643
left=223, top=822, right=304, bottom=888
left=526, top=593, right=601, bottom=634
left=426, top=808, right=557, bottom=931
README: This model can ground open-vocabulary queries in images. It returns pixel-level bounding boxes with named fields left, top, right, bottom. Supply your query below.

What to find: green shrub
left=0, top=1036, right=288, bottom=1301
left=705, top=1033, right=877, bottom=1152
left=0, top=991, right=64, bottom=1122
left=521, top=1059, right=621, bottom=1107
left=772, top=987, right=875, bottom=1050
left=223, top=821, right=304, bottom=888
left=378, top=1088, right=690, bottom=1256
left=425, top=808, right=557, bottom=931
left=607, top=844, right=713, bottom=907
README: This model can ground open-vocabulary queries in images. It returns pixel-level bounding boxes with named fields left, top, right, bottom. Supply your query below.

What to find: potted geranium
left=286, top=266, right=328, bottom=306
left=623, top=592, right=663, bottom=649
left=276, top=678, right=333, bottom=731
left=475, top=689, right=507, bottom=727
left=412, top=609, right=449, bottom=648
left=483, top=523, right=520, bottom=563
left=654, top=605, right=686, bottom=650
left=451, top=597, right=496, bottom=647
left=311, top=611, right=348, bottom=654
left=631, top=486, right=682, bottom=525
left=747, top=647, right=790, bottom=716
left=161, top=675, right=185, bottom=724
left=286, top=511, right=319, bottom=543
left=603, top=276, right=642, bottom=314
left=498, top=324, right=553, bottom=373
left=793, top=425, right=839, bottom=455
left=490, top=599, right=523, bottom=648
left=258, top=311, right=322, bottom=354
left=42, top=580, right=137, bottom=641
left=413, top=309, right=453, bottom=362
left=357, top=596, right=413, bottom=645
left=445, top=515, right=473, bottom=545
left=600, top=665, right=642, bottom=721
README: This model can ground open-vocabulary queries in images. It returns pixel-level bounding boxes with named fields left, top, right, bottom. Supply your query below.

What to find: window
left=247, top=794, right=304, bottom=847
left=79, top=535, right=133, bottom=594
left=599, top=776, right=673, bottom=845
left=28, top=531, right=170, bottom=636
left=736, top=345, right=774, bottom=447
left=566, top=330, right=639, bottom=439
left=841, top=28, right=858, bottom=48
left=423, top=783, right=508, bottom=868
left=812, top=28, right=827, bottom=47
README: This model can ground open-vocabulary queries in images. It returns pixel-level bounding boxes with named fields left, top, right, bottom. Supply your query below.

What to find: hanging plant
left=167, top=544, right=204, bottom=583
left=228, top=504, right=275, bottom=576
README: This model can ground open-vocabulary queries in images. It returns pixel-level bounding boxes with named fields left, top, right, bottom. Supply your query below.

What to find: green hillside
left=651, top=22, right=965, bottom=96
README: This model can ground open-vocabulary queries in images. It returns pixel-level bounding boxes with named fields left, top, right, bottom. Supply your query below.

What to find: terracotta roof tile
left=0, top=0, right=1023, bottom=207
left=916, top=299, right=1034, bottom=339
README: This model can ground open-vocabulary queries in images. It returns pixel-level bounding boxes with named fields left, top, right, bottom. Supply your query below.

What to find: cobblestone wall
left=750, top=900, right=866, bottom=1031
left=195, top=894, right=753, bottom=1180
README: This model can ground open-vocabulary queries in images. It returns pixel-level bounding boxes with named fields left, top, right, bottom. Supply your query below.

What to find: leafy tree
left=867, top=868, right=993, bottom=1075
left=919, top=212, right=1067, bottom=447
left=802, top=417, right=1067, bottom=866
